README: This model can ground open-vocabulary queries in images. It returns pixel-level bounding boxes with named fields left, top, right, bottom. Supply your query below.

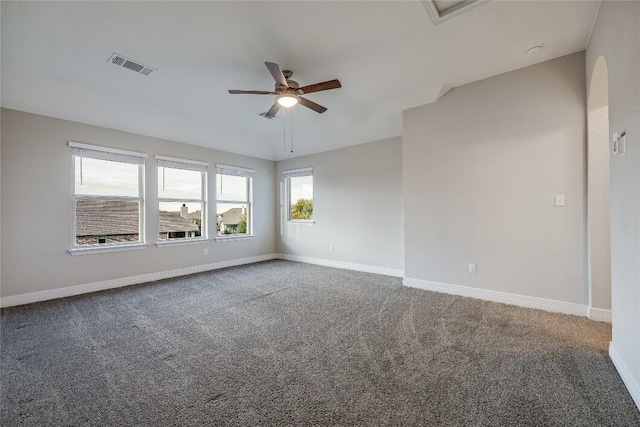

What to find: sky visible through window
left=158, top=167, right=201, bottom=200
left=75, top=157, right=138, bottom=196
left=290, top=175, right=313, bottom=204
left=216, top=174, right=248, bottom=202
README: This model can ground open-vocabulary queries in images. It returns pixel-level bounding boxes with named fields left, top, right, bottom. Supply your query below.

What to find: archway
left=586, top=56, right=611, bottom=320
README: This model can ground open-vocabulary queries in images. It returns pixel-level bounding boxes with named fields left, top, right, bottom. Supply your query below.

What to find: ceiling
left=1, top=1, right=600, bottom=161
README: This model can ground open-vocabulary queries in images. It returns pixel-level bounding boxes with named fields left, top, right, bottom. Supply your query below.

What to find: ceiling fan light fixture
left=277, top=94, right=298, bottom=108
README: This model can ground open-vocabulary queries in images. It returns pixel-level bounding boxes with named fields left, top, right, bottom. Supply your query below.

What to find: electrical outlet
left=468, top=264, right=476, bottom=274
left=329, top=246, right=334, bottom=253
left=203, top=248, right=208, bottom=256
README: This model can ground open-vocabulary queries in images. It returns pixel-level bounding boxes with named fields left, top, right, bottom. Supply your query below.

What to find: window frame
left=215, top=164, right=254, bottom=241
left=156, top=155, right=209, bottom=246
left=283, top=167, right=315, bottom=224
left=68, top=141, right=147, bottom=255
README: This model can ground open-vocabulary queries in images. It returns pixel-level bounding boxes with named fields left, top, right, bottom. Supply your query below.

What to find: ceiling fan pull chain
left=283, top=109, right=287, bottom=152
left=290, top=110, right=294, bottom=153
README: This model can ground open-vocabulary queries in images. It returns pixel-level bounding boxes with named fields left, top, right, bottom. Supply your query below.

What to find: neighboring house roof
left=220, top=207, right=245, bottom=226
left=159, top=212, right=199, bottom=233
left=76, top=199, right=198, bottom=235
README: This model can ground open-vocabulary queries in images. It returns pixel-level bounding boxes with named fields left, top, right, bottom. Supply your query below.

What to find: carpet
left=1, top=260, right=639, bottom=426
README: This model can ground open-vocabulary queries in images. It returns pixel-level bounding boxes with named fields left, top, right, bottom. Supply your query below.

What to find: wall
left=587, top=56, right=610, bottom=312
left=403, top=52, right=587, bottom=304
left=586, top=1, right=640, bottom=408
left=0, top=108, right=276, bottom=298
left=276, top=137, right=404, bottom=274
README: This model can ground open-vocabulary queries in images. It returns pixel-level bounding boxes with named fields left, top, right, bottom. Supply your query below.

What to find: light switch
left=555, top=195, right=565, bottom=207
left=613, top=132, right=626, bottom=155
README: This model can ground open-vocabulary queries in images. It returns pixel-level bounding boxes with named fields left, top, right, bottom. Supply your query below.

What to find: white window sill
left=156, top=238, right=208, bottom=248
left=285, top=220, right=316, bottom=226
left=215, top=235, right=254, bottom=242
left=68, top=243, right=148, bottom=256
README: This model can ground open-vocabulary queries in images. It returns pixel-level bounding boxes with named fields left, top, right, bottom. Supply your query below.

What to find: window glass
left=217, top=175, right=248, bottom=202
left=216, top=172, right=251, bottom=237
left=288, top=175, right=313, bottom=220
left=216, top=203, right=249, bottom=236
left=158, top=167, right=202, bottom=200
left=75, top=157, right=139, bottom=197
left=75, top=199, right=140, bottom=245
left=158, top=202, right=203, bottom=240
left=157, top=159, right=207, bottom=241
left=72, top=144, right=144, bottom=248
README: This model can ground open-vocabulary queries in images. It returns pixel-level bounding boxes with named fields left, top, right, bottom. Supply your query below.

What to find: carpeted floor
left=1, top=260, right=639, bottom=426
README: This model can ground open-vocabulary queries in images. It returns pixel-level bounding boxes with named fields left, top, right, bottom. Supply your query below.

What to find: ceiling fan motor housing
left=276, top=70, right=300, bottom=93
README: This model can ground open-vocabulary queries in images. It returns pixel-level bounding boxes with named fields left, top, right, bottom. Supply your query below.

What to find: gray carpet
left=1, top=260, right=639, bottom=426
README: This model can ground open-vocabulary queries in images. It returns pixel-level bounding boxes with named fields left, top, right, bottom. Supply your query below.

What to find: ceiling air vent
left=108, top=53, right=156, bottom=76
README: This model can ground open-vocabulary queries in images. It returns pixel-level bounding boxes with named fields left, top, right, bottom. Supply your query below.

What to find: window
left=157, top=155, right=208, bottom=242
left=70, top=141, right=146, bottom=252
left=283, top=167, right=313, bottom=222
left=216, top=164, right=253, bottom=238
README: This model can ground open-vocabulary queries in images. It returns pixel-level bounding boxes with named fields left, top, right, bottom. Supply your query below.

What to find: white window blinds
left=69, top=141, right=146, bottom=165
left=156, top=155, right=208, bottom=172
left=282, top=167, right=312, bottom=177
left=216, top=164, right=254, bottom=177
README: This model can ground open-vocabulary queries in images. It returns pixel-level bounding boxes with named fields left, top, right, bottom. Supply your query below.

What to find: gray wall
left=276, top=137, right=404, bottom=272
left=403, top=52, right=587, bottom=304
left=587, top=90, right=611, bottom=311
left=586, top=0, right=640, bottom=402
left=0, top=108, right=276, bottom=298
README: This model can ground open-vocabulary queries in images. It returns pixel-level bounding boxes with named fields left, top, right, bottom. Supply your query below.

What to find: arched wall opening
left=586, top=56, right=611, bottom=317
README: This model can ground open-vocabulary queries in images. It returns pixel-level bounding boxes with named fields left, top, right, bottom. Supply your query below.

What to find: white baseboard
left=0, top=253, right=279, bottom=308
left=609, top=342, right=640, bottom=411
left=588, top=307, right=612, bottom=323
left=277, top=253, right=404, bottom=278
left=403, top=277, right=588, bottom=317
left=0, top=253, right=402, bottom=308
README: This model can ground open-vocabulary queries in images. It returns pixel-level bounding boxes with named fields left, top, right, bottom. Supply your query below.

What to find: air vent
left=108, top=53, right=156, bottom=76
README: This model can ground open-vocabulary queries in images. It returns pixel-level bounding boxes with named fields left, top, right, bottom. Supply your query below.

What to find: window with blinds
left=283, top=167, right=313, bottom=222
left=157, top=155, right=208, bottom=241
left=216, top=164, right=253, bottom=237
left=69, top=141, right=146, bottom=247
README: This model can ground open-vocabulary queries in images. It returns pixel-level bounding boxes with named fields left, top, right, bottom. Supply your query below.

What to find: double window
left=70, top=141, right=146, bottom=252
left=157, top=155, right=208, bottom=241
left=216, top=164, right=253, bottom=237
left=283, top=167, right=314, bottom=222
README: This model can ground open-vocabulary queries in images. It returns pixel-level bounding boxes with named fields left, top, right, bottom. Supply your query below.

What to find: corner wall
left=586, top=1, right=640, bottom=409
left=276, top=137, right=404, bottom=275
left=0, top=108, right=276, bottom=299
left=402, top=52, right=587, bottom=305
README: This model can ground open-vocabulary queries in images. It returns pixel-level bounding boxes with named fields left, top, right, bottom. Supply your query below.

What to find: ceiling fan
left=228, top=62, right=342, bottom=118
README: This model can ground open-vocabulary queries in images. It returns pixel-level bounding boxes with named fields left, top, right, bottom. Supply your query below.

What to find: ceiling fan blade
left=298, top=79, right=342, bottom=95
left=298, top=97, right=327, bottom=114
left=265, top=62, right=288, bottom=88
left=263, top=102, right=281, bottom=118
left=228, top=90, right=276, bottom=95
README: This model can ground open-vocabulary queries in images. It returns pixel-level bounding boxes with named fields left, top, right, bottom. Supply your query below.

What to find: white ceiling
left=1, top=1, right=600, bottom=161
